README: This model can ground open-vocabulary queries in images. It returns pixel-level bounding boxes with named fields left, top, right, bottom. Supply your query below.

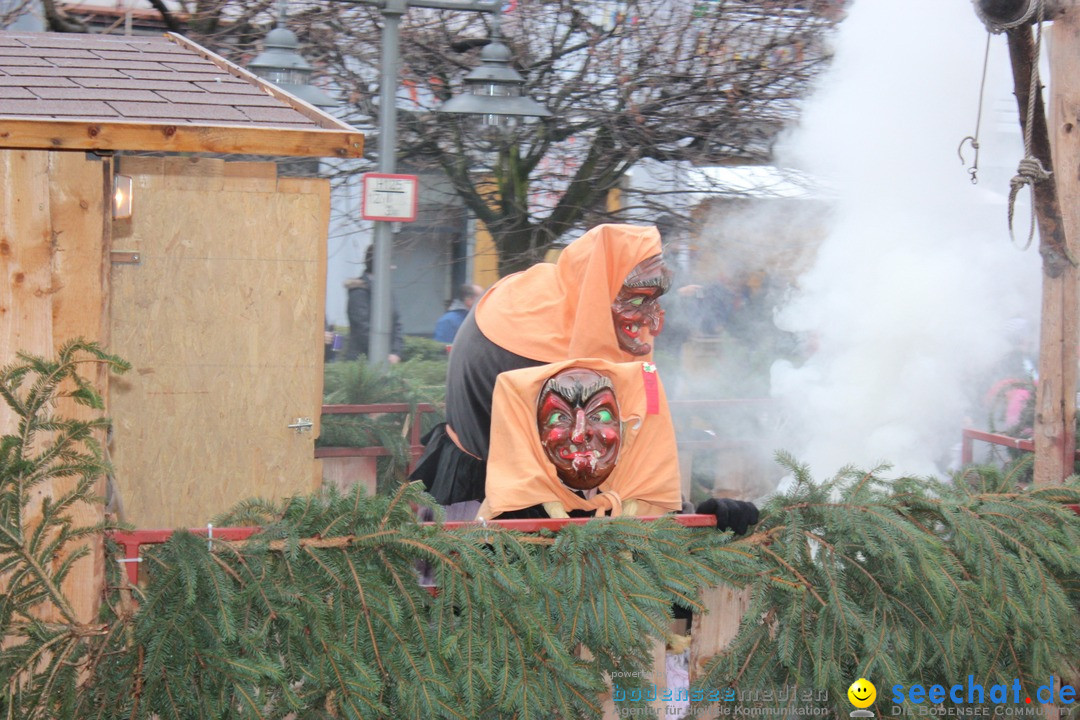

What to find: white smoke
left=768, top=0, right=1043, bottom=480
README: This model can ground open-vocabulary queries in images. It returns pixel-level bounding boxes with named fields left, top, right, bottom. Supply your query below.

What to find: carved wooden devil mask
left=536, top=368, right=622, bottom=491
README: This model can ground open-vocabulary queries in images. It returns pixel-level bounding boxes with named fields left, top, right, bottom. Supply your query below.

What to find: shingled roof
left=0, top=30, right=363, bottom=158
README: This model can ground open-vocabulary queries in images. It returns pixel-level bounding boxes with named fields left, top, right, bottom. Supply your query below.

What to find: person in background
left=344, top=245, right=404, bottom=363
left=433, top=284, right=484, bottom=345
left=324, top=319, right=341, bottom=363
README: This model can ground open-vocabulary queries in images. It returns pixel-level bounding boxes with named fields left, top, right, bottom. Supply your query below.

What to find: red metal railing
left=111, top=525, right=261, bottom=584
left=315, top=403, right=439, bottom=470
left=960, top=427, right=1080, bottom=466
left=959, top=428, right=1080, bottom=519
left=109, top=514, right=718, bottom=585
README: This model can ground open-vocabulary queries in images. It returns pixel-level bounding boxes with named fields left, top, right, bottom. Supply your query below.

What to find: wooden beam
left=49, top=151, right=111, bottom=624
left=0, top=149, right=54, bottom=430
left=0, top=149, right=110, bottom=623
left=1002, top=20, right=1077, bottom=486
left=1040, top=0, right=1080, bottom=487
left=688, top=585, right=751, bottom=719
left=0, top=119, right=364, bottom=158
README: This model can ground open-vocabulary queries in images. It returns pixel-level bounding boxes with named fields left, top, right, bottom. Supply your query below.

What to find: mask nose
left=646, top=306, right=665, bottom=334
left=571, top=408, right=588, bottom=444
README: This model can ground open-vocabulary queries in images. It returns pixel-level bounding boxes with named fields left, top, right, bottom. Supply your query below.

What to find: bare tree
left=55, top=0, right=844, bottom=276
left=323, top=0, right=843, bottom=275
left=41, top=0, right=88, bottom=31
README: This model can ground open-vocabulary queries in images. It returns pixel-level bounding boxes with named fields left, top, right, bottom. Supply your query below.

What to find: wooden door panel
left=109, top=157, right=327, bottom=528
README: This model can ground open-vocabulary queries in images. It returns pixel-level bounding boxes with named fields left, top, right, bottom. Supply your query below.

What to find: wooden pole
left=1041, top=3, right=1080, bottom=488
left=0, top=150, right=111, bottom=624
left=992, top=8, right=1078, bottom=487
left=1047, top=3, right=1080, bottom=687
left=981, top=2, right=1080, bottom=712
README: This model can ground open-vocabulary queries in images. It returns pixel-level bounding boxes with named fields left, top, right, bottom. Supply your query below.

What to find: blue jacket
left=433, top=303, right=469, bottom=344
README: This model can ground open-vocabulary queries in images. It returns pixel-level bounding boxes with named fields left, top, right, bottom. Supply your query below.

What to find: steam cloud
left=766, top=0, right=1043, bottom=481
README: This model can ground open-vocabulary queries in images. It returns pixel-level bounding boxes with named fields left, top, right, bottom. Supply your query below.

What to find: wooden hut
left=0, top=29, right=363, bottom=619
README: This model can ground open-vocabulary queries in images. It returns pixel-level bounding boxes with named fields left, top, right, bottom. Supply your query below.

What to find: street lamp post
left=369, top=0, right=406, bottom=366
left=364, top=0, right=549, bottom=365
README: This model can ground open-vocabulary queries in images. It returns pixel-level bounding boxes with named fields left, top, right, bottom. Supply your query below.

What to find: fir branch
left=0, top=529, right=76, bottom=624
left=692, top=456, right=1080, bottom=715
left=6, top=343, right=1080, bottom=719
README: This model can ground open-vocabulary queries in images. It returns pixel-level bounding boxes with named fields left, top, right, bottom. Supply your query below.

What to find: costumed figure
left=410, top=223, right=758, bottom=533
left=478, top=359, right=683, bottom=521
left=410, top=223, right=671, bottom=506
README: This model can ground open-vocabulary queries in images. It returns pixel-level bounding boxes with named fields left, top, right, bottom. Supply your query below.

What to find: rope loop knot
left=1008, top=156, right=1051, bottom=250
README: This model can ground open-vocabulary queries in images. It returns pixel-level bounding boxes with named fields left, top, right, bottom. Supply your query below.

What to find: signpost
left=363, top=0, right=500, bottom=366
left=362, top=172, right=418, bottom=222
left=359, top=0, right=544, bottom=365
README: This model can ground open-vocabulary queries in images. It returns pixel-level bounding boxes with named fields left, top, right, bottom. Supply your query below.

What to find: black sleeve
left=391, top=303, right=405, bottom=356
left=346, top=287, right=370, bottom=340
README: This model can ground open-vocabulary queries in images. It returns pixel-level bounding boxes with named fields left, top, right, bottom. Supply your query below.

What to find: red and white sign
left=361, top=173, right=418, bottom=222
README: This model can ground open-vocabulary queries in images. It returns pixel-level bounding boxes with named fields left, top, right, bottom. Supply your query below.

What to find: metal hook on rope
left=958, top=135, right=981, bottom=185
left=959, top=32, right=991, bottom=185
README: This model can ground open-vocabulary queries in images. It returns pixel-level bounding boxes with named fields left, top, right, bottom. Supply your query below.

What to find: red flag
left=641, top=362, right=659, bottom=415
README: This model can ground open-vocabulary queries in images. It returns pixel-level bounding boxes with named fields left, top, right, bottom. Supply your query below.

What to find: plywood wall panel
left=108, top=159, right=328, bottom=529
left=223, top=161, right=278, bottom=194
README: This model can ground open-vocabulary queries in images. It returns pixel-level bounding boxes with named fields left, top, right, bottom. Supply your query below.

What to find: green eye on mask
left=593, top=410, right=614, bottom=423
left=546, top=412, right=563, bottom=426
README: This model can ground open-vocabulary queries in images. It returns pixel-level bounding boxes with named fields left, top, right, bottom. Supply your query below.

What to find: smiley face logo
left=848, top=678, right=876, bottom=709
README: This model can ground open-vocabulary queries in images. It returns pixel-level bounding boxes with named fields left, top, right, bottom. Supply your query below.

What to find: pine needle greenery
left=693, top=453, right=1080, bottom=714
left=0, top=339, right=129, bottom=718
left=320, top=360, right=446, bottom=490
left=1, top=345, right=1078, bottom=719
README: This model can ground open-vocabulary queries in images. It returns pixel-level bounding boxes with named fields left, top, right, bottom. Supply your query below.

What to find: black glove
left=696, top=498, right=760, bottom=536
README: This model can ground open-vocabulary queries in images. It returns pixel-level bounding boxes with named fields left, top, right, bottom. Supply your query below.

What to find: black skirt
left=409, top=423, right=486, bottom=505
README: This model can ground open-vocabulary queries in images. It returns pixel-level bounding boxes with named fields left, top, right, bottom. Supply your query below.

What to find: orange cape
left=483, top=358, right=683, bottom=517
left=475, top=224, right=662, bottom=363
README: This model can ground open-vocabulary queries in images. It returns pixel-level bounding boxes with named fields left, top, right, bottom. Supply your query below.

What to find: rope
left=1008, top=157, right=1051, bottom=250
left=1007, top=0, right=1050, bottom=251
left=589, top=490, right=623, bottom=518
left=958, top=32, right=992, bottom=184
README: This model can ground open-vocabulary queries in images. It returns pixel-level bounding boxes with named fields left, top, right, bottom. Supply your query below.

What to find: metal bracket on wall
left=288, top=418, right=313, bottom=433
left=110, top=251, right=141, bottom=265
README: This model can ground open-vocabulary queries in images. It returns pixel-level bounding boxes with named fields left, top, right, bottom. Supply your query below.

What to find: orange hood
left=484, top=358, right=682, bottom=517
left=475, top=224, right=662, bottom=362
